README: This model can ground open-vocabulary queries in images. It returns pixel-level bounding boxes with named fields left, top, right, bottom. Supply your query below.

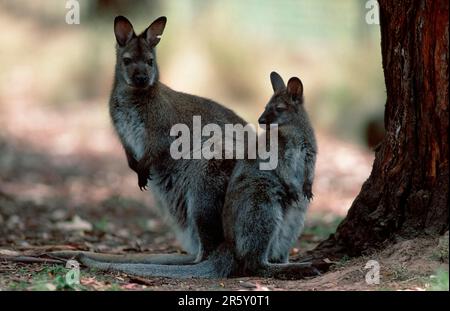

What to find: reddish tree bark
left=317, top=0, right=449, bottom=256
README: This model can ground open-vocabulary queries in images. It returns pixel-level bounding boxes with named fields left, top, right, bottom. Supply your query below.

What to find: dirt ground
left=0, top=99, right=448, bottom=291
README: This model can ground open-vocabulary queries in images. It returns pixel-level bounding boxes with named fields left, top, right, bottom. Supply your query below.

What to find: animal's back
left=157, top=82, right=247, bottom=126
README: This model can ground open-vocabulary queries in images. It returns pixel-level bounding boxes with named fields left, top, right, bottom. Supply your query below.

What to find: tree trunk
left=316, top=0, right=448, bottom=256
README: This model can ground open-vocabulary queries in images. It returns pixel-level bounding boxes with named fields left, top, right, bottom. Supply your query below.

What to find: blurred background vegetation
left=0, top=0, right=381, bottom=263
left=0, top=0, right=385, bottom=144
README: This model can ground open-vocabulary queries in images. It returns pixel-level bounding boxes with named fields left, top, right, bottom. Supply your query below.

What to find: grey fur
left=223, top=73, right=317, bottom=277
left=73, top=16, right=318, bottom=279
left=109, top=15, right=245, bottom=264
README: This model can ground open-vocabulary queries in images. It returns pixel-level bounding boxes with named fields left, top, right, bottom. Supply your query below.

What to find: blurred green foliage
left=427, top=269, right=449, bottom=291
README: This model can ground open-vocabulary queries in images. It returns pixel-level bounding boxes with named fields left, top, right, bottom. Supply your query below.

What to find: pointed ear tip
left=157, top=16, right=167, bottom=24
left=114, top=15, right=127, bottom=23
left=288, top=77, right=302, bottom=84
left=114, top=16, right=134, bottom=30
left=270, top=71, right=279, bottom=78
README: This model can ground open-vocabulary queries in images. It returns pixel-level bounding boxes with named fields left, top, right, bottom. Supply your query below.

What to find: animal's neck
left=110, top=78, right=175, bottom=159
left=278, top=124, right=303, bottom=149
left=272, top=125, right=305, bottom=183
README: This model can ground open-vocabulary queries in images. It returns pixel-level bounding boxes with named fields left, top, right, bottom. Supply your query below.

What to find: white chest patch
left=114, top=106, right=147, bottom=160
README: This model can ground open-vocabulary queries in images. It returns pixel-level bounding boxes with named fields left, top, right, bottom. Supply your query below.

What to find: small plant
left=390, top=264, right=410, bottom=282
left=108, top=283, right=123, bottom=291
left=8, top=280, right=29, bottom=291
left=94, top=217, right=110, bottom=232
left=24, top=265, right=85, bottom=291
left=427, top=269, right=449, bottom=291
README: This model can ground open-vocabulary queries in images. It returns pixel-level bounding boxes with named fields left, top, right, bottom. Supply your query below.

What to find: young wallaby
left=52, top=15, right=248, bottom=266
left=76, top=72, right=319, bottom=279
left=222, top=72, right=318, bottom=278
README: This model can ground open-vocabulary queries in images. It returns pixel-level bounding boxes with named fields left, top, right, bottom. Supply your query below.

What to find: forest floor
left=0, top=100, right=448, bottom=291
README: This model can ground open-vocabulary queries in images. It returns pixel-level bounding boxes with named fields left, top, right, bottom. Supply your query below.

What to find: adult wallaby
left=77, top=72, right=319, bottom=279
left=52, top=15, right=247, bottom=265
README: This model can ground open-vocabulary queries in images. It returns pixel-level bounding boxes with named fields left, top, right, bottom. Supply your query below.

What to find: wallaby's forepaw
left=136, top=159, right=152, bottom=191
left=138, top=172, right=150, bottom=191
left=303, top=182, right=313, bottom=201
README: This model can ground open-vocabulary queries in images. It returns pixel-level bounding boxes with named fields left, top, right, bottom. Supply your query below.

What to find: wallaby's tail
left=49, top=250, right=196, bottom=265
left=78, top=248, right=234, bottom=279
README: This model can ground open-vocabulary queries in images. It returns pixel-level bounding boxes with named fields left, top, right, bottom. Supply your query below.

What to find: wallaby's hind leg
left=231, top=199, right=284, bottom=274
left=230, top=197, right=319, bottom=279
left=48, top=251, right=196, bottom=265
left=191, top=179, right=226, bottom=260
left=268, top=205, right=308, bottom=264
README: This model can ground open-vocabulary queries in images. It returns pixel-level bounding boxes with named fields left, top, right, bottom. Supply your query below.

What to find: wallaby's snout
left=258, top=107, right=280, bottom=128
left=258, top=115, right=267, bottom=125
left=258, top=109, right=275, bottom=127
left=132, top=73, right=150, bottom=88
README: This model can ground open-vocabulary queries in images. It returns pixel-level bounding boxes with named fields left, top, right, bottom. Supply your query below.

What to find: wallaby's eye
left=123, top=57, right=132, bottom=65
left=147, top=59, right=153, bottom=66
left=275, top=106, right=286, bottom=113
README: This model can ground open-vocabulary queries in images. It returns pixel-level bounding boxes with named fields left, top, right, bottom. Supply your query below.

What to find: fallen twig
left=127, top=275, right=157, bottom=286
left=16, top=245, right=80, bottom=251
left=0, top=256, right=65, bottom=265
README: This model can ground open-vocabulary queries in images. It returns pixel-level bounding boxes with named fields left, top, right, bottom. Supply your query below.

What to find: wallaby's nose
left=134, top=75, right=149, bottom=87
left=258, top=116, right=267, bottom=125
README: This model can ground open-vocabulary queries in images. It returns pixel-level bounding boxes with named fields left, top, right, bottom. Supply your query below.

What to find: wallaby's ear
left=287, top=77, right=304, bottom=102
left=114, top=16, right=135, bottom=46
left=270, top=71, right=285, bottom=93
left=145, top=16, right=167, bottom=47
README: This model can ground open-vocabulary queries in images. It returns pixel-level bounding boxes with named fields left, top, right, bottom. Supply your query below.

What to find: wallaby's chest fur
left=226, top=128, right=307, bottom=213
left=112, top=101, right=148, bottom=160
